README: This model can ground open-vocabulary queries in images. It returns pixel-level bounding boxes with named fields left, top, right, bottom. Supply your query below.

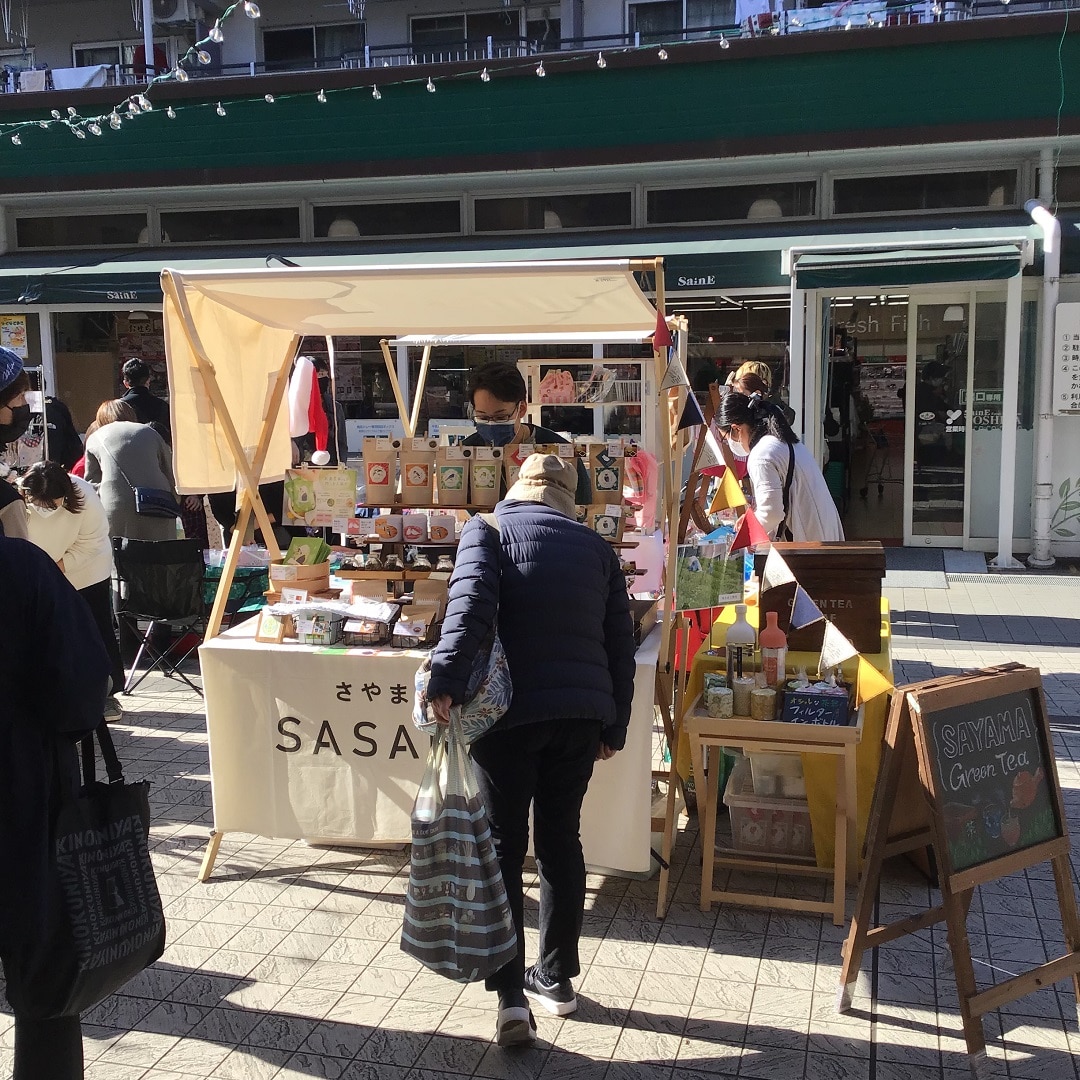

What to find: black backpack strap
left=776, top=443, right=796, bottom=543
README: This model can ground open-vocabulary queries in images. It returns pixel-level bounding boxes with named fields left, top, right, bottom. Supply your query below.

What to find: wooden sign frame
left=838, top=664, right=1080, bottom=1077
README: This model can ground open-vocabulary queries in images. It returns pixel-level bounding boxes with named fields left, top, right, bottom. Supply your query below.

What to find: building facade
left=1, top=1, right=1079, bottom=560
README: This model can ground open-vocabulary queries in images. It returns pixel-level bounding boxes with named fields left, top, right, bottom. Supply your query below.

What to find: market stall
left=161, top=259, right=688, bottom=880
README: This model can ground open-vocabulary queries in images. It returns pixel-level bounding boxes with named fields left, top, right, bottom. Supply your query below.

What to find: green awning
left=792, top=245, right=1024, bottom=289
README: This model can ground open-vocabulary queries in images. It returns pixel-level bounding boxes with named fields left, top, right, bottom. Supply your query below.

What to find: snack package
left=428, top=513, right=456, bottom=543
left=589, top=441, right=625, bottom=505
left=470, top=446, right=503, bottom=508
left=362, top=437, right=400, bottom=503
left=435, top=445, right=472, bottom=506
left=537, top=368, right=575, bottom=404
left=373, top=514, right=403, bottom=542
left=400, top=437, right=438, bottom=506
left=402, top=512, right=428, bottom=543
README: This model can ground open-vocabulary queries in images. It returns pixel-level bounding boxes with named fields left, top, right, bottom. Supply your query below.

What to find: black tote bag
left=5, top=725, right=166, bottom=1019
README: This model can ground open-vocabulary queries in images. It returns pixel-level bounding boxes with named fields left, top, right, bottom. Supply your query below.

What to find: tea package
left=470, top=446, right=503, bottom=508
left=589, top=442, right=625, bottom=505
left=435, top=446, right=472, bottom=507
left=587, top=503, right=626, bottom=543
left=362, top=437, right=400, bottom=503
left=503, top=443, right=535, bottom=489
left=400, top=437, right=438, bottom=506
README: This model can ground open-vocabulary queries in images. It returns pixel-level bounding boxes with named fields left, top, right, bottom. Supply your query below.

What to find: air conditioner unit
left=153, top=0, right=199, bottom=24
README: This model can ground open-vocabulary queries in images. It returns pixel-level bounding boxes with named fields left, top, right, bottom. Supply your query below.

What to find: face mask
left=474, top=420, right=517, bottom=446
left=0, top=404, right=31, bottom=444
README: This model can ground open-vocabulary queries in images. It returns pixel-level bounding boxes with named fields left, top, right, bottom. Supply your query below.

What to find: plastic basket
left=723, top=759, right=814, bottom=860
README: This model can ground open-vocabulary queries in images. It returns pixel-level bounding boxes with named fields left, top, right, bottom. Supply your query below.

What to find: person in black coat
left=427, top=454, right=635, bottom=1048
left=0, top=537, right=112, bottom=1078
left=120, top=357, right=171, bottom=444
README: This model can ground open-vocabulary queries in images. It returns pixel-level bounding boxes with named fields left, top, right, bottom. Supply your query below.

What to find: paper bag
left=363, top=437, right=400, bottom=503
left=436, top=446, right=472, bottom=507
left=470, top=447, right=503, bottom=508
left=588, top=503, right=626, bottom=543
left=589, top=442, right=625, bottom=505
left=400, top=437, right=438, bottom=506
left=503, top=443, right=535, bottom=490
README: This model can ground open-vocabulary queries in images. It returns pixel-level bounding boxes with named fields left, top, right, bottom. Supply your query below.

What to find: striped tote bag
left=400, top=716, right=517, bottom=983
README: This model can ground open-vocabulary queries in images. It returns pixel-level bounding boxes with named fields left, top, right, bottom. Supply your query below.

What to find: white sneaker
left=495, top=1003, right=536, bottom=1047
left=103, top=696, right=124, bottom=722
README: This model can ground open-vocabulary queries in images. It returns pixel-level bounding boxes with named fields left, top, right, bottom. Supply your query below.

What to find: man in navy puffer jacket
left=427, top=454, right=635, bottom=1047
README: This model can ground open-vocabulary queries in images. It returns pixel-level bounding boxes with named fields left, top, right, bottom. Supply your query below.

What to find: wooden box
left=754, top=541, right=885, bottom=654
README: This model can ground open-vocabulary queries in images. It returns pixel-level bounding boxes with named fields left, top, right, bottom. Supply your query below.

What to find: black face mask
left=0, top=404, right=31, bottom=444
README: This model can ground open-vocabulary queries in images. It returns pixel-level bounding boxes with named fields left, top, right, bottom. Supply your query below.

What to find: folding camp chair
left=112, top=537, right=206, bottom=696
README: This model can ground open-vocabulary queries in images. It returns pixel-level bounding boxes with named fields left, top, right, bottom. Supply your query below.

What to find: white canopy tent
left=160, top=258, right=678, bottom=639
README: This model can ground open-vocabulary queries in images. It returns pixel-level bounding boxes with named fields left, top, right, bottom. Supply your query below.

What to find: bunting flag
left=789, top=585, right=824, bottom=629
left=659, top=354, right=690, bottom=391
left=698, top=429, right=726, bottom=474
left=676, top=392, right=706, bottom=431
left=730, top=506, right=770, bottom=551
left=707, top=465, right=747, bottom=514
left=855, top=654, right=895, bottom=707
left=761, top=547, right=796, bottom=592
left=818, top=620, right=859, bottom=671
left=653, top=309, right=674, bottom=349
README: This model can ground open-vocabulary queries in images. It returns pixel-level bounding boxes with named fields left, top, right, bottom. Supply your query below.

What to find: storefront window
left=833, top=170, right=1017, bottom=215
left=474, top=192, right=631, bottom=233
left=647, top=182, right=816, bottom=225
left=16, top=213, right=147, bottom=249
left=313, top=201, right=461, bottom=239
left=159, top=207, right=301, bottom=245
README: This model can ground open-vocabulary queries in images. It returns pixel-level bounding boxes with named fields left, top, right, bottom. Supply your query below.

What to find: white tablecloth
left=200, top=623, right=661, bottom=874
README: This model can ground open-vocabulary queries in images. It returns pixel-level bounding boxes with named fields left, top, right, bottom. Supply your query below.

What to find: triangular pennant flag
left=653, top=309, right=674, bottom=349
left=660, top=354, right=690, bottom=391
left=730, top=506, right=770, bottom=551
left=818, top=620, right=859, bottom=672
left=676, top=392, right=706, bottom=431
left=698, top=429, right=725, bottom=475
left=707, top=465, right=747, bottom=514
left=789, top=585, right=824, bottom=629
left=855, top=654, right=894, bottom=707
left=761, top=547, right=796, bottom=592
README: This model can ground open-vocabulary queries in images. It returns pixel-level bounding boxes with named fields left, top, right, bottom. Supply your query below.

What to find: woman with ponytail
left=716, top=391, right=843, bottom=543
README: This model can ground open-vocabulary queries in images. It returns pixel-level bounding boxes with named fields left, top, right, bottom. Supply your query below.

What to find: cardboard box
left=589, top=442, right=625, bottom=505
left=268, top=560, right=332, bottom=585
left=410, top=574, right=449, bottom=621
left=436, top=446, right=472, bottom=506
left=362, top=436, right=400, bottom=503
left=470, top=446, right=503, bottom=508
left=754, top=541, right=885, bottom=653
left=400, top=437, right=438, bottom=506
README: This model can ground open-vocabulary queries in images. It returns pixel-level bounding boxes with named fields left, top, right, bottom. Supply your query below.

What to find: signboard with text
left=1053, top=302, right=1080, bottom=414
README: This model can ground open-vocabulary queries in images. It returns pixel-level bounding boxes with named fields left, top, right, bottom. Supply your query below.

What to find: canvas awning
left=162, top=260, right=659, bottom=494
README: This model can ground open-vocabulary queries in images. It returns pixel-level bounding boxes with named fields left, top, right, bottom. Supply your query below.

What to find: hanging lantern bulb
left=535, top=60, right=546, bottom=77
left=317, top=89, right=327, bottom=103
left=109, top=111, right=122, bottom=129
left=37, top=120, right=47, bottom=129
left=264, top=93, right=275, bottom=103
left=216, top=101, right=227, bottom=116
left=10, top=133, right=20, bottom=145
left=480, top=67, right=490, bottom=82
left=596, top=52, right=606, bottom=68
left=243, top=1, right=261, bottom=17
left=371, top=85, right=382, bottom=100
left=719, top=35, right=730, bottom=49
left=50, top=109, right=61, bottom=120
left=173, top=65, right=189, bottom=81
left=208, top=22, right=224, bottom=43
left=89, top=121, right=102, bottom=135
left=426, top=77, right=436, bottom=93
left=138, top=95, right=153, bottom=112
left=66, top=106, right=77, bottom=118
left=197, top=50, right=212, bottom=65
left=657, top=48, right=668, bottom=59
left=127, top=102, right=140, bottom=118
left=72, top=127, right=86, bottom=139
left=166, top=106, right=177, bottom=119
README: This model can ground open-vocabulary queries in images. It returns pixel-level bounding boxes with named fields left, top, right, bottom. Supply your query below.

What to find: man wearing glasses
left=462, top=362, right=590, bottom=504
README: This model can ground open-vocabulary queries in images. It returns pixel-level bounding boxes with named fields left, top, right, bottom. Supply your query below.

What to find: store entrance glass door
left=905, top=297, right=970, bottom=544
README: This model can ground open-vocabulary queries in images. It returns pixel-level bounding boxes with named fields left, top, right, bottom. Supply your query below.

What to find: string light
left=597, top=52, right=606, bottom=68
left=208, top=22, right=224, bottom=43
left=88, top=122, right=102, bottom=135
left=109, top=111, right=121, bottom=129
left=137, top=95, right=152, bottom=112
left=50, top=110, right=61, bottom=119
left=719, top=36, right=730, bottom=48
left=216, top=101, right=227, bottom=116
left=173, top=66, right=188, bottom=82
left=166, top=107, right=177, bottom=119
left=72, top=127, right=86, bottom=139
left=657, top=48, right=668, bottom=59
left=372, top=85, right=382, bottom=99
left=790, top=15, right=802, bottom=25
left=426, top=77, right=436, bottom=92
left=480, top=67, right=490, bottom=82
left=536, top=60, right=546, bottom=76
left=198, top=50, right=212, bottom=65
left=243, top=1, right=261, bottom=16
left=317, top=89, right=327, bottom=103
left=264, top=93, right=275, bottom=103
left=37, top=121, right=46, bottom=129
left=10, top=134, right=19, bottom=145
left=66, top=106, right=76, bottom=117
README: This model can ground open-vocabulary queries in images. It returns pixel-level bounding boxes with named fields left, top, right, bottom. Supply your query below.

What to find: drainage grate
left=947, top=573, right=1080, bottom=586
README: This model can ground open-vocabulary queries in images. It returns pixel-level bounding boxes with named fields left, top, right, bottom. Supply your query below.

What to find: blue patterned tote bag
left=400, top=715, right=517, bottom=982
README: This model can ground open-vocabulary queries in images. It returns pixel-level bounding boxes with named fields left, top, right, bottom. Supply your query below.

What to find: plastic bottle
left=759, top=610, right=788, bottom=691
left=725, top=603, right=757, bottom=682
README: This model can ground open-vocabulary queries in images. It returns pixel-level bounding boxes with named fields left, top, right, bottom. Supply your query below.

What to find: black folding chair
left=112, top=537, right=205, bottom=696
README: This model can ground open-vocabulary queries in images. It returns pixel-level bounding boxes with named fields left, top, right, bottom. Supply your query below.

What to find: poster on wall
left=1053, top=302, right=1080, bottom=415
left=674, top=540, right=744, bottom=613
left=284, top=467, right=358, bottom=526
left=0, top=315, right=27, bottom=357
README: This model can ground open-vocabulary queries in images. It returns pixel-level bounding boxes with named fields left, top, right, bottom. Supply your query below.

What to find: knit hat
left=505, top=453, right=577, bottom=517
left=0, top=347, right=22, bottom=395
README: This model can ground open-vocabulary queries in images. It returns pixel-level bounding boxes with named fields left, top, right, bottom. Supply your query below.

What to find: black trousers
left=469, top=717, right=601, bottom=994
left=78, top=578, right=124, bottom=697
left=12, top=1015, right=83, bottom=1079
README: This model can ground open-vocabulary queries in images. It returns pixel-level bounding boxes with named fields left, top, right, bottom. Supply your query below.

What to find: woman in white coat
left=20, top=460, right=125, bottom=718
left=717, top=391, right=844, bottom=543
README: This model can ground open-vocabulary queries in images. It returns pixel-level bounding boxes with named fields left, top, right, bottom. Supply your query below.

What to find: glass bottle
left=759, top=610, right=788, bottom=690
left=725, top=603, right=756, bottom=681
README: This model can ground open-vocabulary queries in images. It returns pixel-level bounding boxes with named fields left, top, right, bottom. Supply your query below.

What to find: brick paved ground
left=2, top=571, right=1080, bottom=1079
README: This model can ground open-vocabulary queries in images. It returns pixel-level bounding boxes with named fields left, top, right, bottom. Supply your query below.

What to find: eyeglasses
left=473, top=409, right=519, bottom=423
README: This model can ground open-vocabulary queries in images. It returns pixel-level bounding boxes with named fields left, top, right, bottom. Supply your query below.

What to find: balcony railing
left=0, top=0, right=1072, bottom=92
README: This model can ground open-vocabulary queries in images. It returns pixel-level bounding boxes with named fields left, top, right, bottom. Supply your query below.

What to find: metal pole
left=142, top=0, right=155, bottom=79
left=990, top=270, right=1024, bottom=569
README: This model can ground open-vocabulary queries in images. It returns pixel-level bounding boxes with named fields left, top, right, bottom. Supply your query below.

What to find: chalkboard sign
left=781, top=689, right=851, bottom=726
left=918, top=686, right=1059, bottom=873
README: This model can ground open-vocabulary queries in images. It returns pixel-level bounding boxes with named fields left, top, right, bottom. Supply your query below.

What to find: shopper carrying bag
left=400, top=713, right=517, bottom=983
